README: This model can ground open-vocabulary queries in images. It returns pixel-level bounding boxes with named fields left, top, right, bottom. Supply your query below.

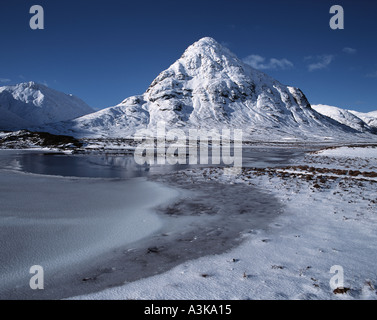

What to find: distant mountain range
left=0, top=82, right=93, bottom=130
left=1, top=38, right=376, bottom=142
left=312, top=104, right=377, bottom=134
left=349, top=109, right=377, bottom=130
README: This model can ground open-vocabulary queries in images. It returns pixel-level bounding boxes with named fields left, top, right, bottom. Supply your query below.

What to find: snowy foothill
left=72, top=146, right=377, bottom=300
left=349, top=110, right=377, bottom=130
left=311, top=104, right=374, bottom=133
left=0, top=82, right=94, bottom=130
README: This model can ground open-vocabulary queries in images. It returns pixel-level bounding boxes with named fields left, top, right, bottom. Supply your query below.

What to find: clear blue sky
left=1, top=0, right=376, bottom=112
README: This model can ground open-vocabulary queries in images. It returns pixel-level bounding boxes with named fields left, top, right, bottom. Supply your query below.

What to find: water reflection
left=15, top=147, right=305, bottom=179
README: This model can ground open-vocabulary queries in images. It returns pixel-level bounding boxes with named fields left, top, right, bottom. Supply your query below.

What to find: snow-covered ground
left=314, top=146, right=377, bottom=159
left=73, top=146, right=377, bottom=300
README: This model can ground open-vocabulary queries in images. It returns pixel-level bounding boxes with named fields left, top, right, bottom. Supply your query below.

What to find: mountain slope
left=44, top=38, right=369, bottom=141
left=348, top=110, right=377, bottom=130
left=311, top=104, right=372, bottom=133
left=0, top=82, right=94, bottom=130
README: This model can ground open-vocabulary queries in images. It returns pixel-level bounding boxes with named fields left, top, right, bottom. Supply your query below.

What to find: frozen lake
left=10, top=145, right=307, bottom=178
left=0, top=150, right=182, bottom=298
left=0, top=147, right=305, bottom=299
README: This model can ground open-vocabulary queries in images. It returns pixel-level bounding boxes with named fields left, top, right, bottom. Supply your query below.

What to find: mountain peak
left=7, top=81, right=48, bottom=92
left=41, top=38, right=371, bottom=141
left=27, top=81, right=37, bottom=87
left=193, top=37, right=221, bottom=47
left=181, top=37, right=236, bottom=62
left=22, top=81, right=40, bottom=88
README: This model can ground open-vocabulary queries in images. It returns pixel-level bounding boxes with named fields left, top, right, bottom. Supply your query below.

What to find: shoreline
left=63, top=171, right=283, bottom=300
left=0, top=147, right=303, bottom=300
left=72, top=148, right=377, bottom=300
left=0, top=167, right=284, bottom=299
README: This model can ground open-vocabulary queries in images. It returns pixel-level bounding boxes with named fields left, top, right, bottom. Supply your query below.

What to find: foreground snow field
left=74, top=146, right=377, bottom=300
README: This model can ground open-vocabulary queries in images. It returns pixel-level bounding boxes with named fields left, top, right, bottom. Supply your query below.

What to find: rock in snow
left=0, top=82, right=94, bottom=130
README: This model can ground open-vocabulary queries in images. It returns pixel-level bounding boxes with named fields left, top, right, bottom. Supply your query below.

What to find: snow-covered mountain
left=43, top=38, right=370, bottom=140
left=348, top=110, right=377, bottom=130
left=0, top=82, right=94, bottom=130
left=311, top=104, right=373, bottom=133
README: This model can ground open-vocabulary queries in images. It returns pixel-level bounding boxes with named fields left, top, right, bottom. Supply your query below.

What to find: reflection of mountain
left=0, top=82, right=93, bottom=130
left=42, top=37, right=371, bottom=141
left=90, top=154, right=190, bottom=175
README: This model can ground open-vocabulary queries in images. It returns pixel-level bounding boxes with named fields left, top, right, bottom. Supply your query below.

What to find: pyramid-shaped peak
left=184, top=37, right=230, bottom=54
left=179, top=37, right=241, bottom=69
left=195, top=37, right=221, bottom=46
left=146, top=36, right=250, bottom=94
left=15, top=81, right=44, bottom=91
